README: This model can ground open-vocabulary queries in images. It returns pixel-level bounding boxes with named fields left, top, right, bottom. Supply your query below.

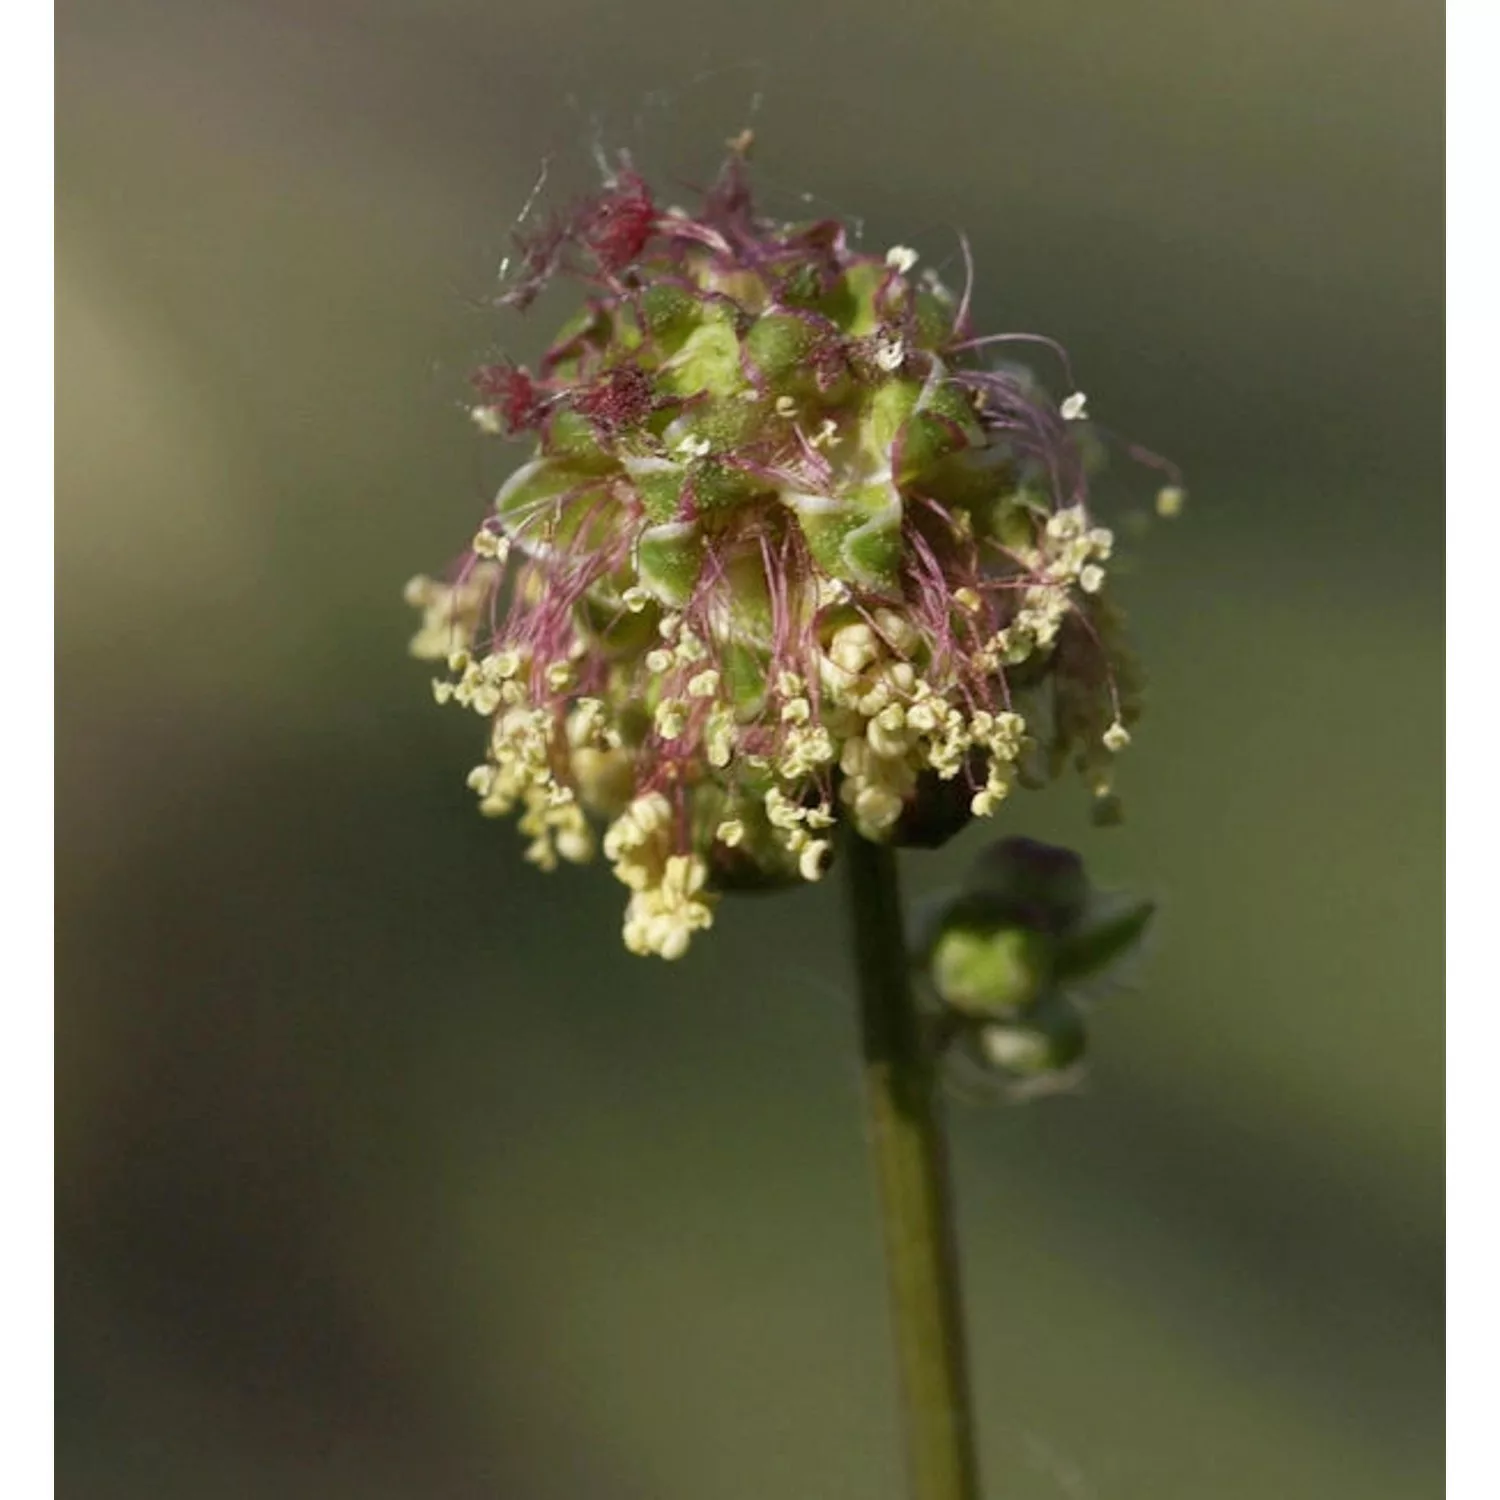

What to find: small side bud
left=913, top=837, right=1155, bottom=1102
left=930, top=923, right=1051, bottom=1018
left=972, top=991, right=1088, bottom=1086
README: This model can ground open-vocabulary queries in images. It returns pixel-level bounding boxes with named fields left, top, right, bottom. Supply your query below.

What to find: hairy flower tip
left=411, top=150, right=1180, bottom=959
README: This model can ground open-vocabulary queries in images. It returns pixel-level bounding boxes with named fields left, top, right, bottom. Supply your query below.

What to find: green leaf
left=1053, top=894, right=1156, bottom=984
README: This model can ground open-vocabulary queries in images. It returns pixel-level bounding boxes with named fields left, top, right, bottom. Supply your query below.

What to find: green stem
left=841, top=829, right=982, bottom=1500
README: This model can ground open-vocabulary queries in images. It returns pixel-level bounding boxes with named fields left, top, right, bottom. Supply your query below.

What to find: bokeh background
left=56, top=2, right=1443, bottom=1496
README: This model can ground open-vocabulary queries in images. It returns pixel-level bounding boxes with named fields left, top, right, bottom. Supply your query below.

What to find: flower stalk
left=843, top=827, right=981, bottom=1500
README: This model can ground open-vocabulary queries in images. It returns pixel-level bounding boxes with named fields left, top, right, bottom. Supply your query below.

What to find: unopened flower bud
left=914, top=838, right=1154, bottom=1097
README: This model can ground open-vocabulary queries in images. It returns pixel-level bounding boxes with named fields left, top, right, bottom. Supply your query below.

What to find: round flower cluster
left=406, top=148, right=1176, bottom=959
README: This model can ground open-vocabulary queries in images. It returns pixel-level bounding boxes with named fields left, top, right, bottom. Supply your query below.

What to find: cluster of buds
left=914, top=837, right=1157, bottom=1099
left=406, top=146, right=1177, bottom=959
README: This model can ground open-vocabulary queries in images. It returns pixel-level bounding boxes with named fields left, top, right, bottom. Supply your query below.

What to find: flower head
left=407, top=149, right=1179, bottom=958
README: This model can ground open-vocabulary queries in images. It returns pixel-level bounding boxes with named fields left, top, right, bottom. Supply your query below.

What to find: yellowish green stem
left=841, top=829, right=982, bottom=1500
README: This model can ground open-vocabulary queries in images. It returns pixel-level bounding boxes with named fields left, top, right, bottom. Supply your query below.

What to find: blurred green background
left=56, top=2, right=1442, bottom=1496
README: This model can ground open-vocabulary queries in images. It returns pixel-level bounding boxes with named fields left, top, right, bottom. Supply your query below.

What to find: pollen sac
left=408, top=149, right=1177, bottom=959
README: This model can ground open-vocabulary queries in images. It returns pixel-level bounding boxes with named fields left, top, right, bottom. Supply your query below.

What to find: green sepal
left=895, top=411, right=973, bottom=485
left=657, top=320, right=742, bottom=400
left=785, top=481, right=905, bottom=592
left=1052, top=894, right=1156, bottom=985
left=776, top=257, right=833, bottom=311
left=688, top=458, right=766, bottom=514
left=720, top=640, right=769, bottom=717
left=843, top=496, right=905, bottom=590
left=699, top=264, right=768, bottom=309
left=894, top=372, right=984, bottom=483
left=866, top=379, right=923, bottom=456
left=542, top=408, right=613, bottom=465
left=635, top=520, right=704, bottom=606
left=544, top=301, right=610, bottom=377
left=911, top=289, right=956, bottom=348
left=621, top=457, right=684, bottom=524
left=638, top=282, right=702, bottom=355
left=666, top=398, right=764, bottom=454
left=495, top=457, right=620, bottom=555
left=919, top=377, right=984, bottom=434
left=710, top=547, right=775, bottom=651
left=742, top=312, right=825, bottom=391
left=784, top=491, right=846, bottom=576
left=820, top=260, right=885, bottom=336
